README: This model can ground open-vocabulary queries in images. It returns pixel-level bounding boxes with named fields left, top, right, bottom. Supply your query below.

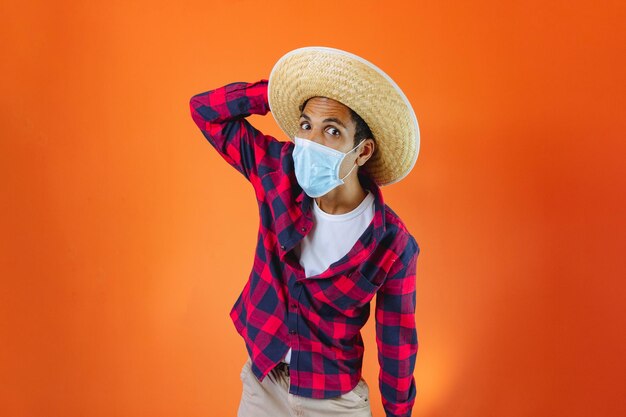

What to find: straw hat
left=267, top=46, right=420, bottom=186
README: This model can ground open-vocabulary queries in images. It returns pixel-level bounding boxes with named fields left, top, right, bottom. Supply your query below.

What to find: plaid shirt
left=189, top=79, right=420, bottom=417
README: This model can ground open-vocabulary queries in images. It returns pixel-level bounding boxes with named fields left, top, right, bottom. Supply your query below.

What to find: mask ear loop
left=340, top=161, right=358, bottom=181
left=339, top=142, right=363, bottom=181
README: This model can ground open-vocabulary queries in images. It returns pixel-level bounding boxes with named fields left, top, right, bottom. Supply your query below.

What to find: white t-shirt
left=283, top=190, right=375, bottom=364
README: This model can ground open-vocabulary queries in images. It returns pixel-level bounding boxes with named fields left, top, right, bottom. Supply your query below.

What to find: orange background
left=1, top=1, right=625, bottom=416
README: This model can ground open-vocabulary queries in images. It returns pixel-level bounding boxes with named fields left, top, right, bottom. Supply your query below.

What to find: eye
left=326, top=126, right=340, bottom=136
left=299, top=121, right=311, bottom=130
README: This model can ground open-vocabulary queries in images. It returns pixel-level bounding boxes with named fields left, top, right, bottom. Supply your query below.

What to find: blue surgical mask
left=292, top=136, right=361, bottom=198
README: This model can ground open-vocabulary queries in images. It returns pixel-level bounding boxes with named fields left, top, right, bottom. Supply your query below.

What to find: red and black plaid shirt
left=189, top=79, right=420, bottom=417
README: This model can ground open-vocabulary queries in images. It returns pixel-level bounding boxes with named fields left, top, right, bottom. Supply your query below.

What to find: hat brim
left=268, top=46, right=420, bottom=186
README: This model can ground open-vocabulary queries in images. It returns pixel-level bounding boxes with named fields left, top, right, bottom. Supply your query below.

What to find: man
left=189, top=46, right=421, bottom=417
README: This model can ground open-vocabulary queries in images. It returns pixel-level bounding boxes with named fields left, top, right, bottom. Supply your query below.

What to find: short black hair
left=299, top=97, right=375, bottom=148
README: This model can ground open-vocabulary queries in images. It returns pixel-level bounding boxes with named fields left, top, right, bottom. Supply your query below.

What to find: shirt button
left=301, top=227, right=306, bottom=232
left=289, top=330, right=296, bottom=335
left=280, top=245, right=285, bottom=250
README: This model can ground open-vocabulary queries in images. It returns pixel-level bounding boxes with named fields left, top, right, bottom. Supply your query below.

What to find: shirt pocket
left=308, top=270, right=380, bottom=317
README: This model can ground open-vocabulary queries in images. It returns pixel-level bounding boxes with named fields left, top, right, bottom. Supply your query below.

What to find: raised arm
left=189, top=79, right=284, bottom=184
left=375, top=236, right=420, bottom=417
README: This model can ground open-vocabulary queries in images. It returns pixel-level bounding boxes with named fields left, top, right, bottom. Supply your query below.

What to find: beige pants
left=237, top=357, right=373, bottom=417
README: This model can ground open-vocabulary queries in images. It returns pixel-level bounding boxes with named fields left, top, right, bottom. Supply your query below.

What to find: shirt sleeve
left=189, top=79, right=284, bottom=184
left=375, top=236, right=420, bottom=417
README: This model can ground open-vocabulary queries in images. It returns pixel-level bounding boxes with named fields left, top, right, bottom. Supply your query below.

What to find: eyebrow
left=300, top=113, right=347, bottom=129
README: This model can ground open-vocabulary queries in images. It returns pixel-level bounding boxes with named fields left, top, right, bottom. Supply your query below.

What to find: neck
left=315, top=171, right=368, bottom=214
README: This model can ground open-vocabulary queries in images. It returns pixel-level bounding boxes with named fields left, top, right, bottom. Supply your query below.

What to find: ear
left=356, top=138, right=376, bottom=166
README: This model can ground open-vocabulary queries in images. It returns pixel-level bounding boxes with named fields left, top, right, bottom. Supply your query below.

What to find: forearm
left=189, top=80, right=270, bottom=126
left=188, top=79, right=275, bottom=181
left=376, top=237, right=420, bottom=417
